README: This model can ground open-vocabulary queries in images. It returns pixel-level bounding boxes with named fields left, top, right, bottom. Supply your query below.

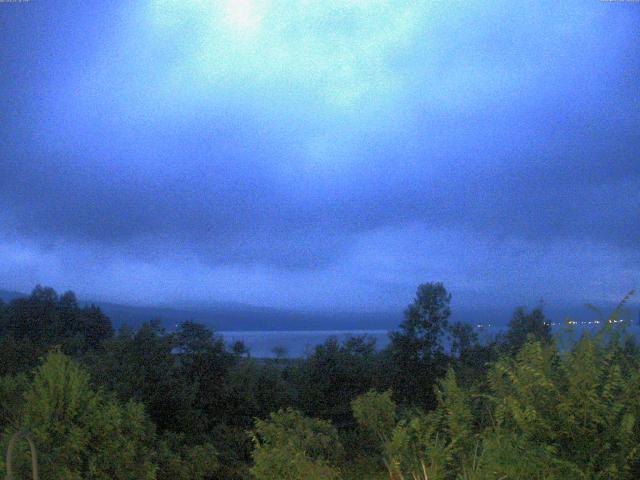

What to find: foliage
left=351, top=389, right=396, bottom=443
left=1, top=283, right=638, bottom=479
left=387, top=283, right=454, bottom=409
left=156, top=432, right=219, bottom=480
left=0, top=335, right=41, bottom=377
left=250, top=408, right=343, bottom=480
left=1, top=351, right=156, bottom=480
left=0, top=286, right=113, bottom=355
left=0, top=373, right=29, bottom=431
left=501, top=305, right=552, bottom=354
left=86, top=321, right=202, bottom=433
left=291, top=335, right=381, bottom=427
left=447, top=321, right=499, bottom=390
left=371, top=331, right=640, bottom=480
left=227, top=360, right=295, bottom=423
left=174, top=321, right=237, bottom=432
left=487, top=332, right=640, bottom=478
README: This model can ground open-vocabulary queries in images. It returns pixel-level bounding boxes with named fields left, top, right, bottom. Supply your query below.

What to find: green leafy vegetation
left=1, top=351, right=156, bottom=480
left=250, top=409, right=343, bottom=480
left=0, top=284, right=638, bottom=479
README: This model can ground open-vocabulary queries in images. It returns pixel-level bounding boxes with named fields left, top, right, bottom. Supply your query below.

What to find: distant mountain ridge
left=0, top=289, right=402, bottom=331
left=0, top=289, right=26, bottom=303
left=1, top=289, right=636, bottom=332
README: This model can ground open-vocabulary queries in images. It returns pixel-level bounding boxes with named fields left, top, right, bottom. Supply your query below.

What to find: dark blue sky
left=0, top=1, right=638, bottom=312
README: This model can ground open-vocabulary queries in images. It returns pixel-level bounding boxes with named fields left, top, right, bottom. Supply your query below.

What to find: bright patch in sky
left=146, top=0, right=422, bottom=112
left=223, top=0, right=264, bottom=36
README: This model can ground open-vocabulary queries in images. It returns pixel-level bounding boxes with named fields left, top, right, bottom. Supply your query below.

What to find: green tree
left=351, top=390, right=396, bottom=444
left=0, top=335, right=41, bottom=377
left=174, top=321, right=236, bottom=432
left=502, top=305, right=551, bottom=354
left=449, top=322, right=496, bottom=388
left=227, top=360, right=295, bottom=422
left=86, top=321, right=200, bottom=433
left=175, top=321, right=216, bottom=355
left=81, top=304, right=113, bottom=350
left=4, top=286, right=58, bottom=345
left=293, top=336, right=380, bottom=426
left=250, top=408, right=343, bottom=480
left=388, top=282, right=451, bottom=408
left=156, top=432, right=219, bottom=480
left=2, top=351, right=156, bottom=480
left=231, top=340, right=249, bottom=357
left=0, top=286, right=113, bottom=354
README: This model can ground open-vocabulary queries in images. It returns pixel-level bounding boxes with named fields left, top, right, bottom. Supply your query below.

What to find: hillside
left=0, top=289, right=401, bottom=331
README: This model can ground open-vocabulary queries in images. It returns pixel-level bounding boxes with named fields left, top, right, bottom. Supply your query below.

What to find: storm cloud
left=0, top=1, right=638, bottom=311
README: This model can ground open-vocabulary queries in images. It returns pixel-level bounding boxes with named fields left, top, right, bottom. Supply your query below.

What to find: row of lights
left=565, top=319, right=628, bottom=326
left=475, top=319, right=630, bottom=329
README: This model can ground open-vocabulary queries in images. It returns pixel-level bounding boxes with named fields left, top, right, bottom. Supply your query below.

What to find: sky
left=0, top=0, right=638, bottom=314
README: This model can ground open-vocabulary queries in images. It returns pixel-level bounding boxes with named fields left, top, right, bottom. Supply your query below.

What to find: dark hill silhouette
left=0, top=289, right=401, bottom=331
left=2, top=289, right=636, bottom=332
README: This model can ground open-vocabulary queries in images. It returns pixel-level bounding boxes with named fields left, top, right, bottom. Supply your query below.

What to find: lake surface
left=219, top=329, right=392, bottom=358
left=220, top=322, right=639, bottom=358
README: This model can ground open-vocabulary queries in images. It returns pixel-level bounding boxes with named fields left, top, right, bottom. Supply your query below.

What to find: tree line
left=0, top=284, right=636, bottom=479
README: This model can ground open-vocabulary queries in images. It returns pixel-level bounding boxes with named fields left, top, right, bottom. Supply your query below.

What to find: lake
left=219, top=321, right=639, bottom=358
left=219, top=329, right=392, bottom=358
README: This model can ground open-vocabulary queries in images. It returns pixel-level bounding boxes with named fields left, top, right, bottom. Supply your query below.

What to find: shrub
left=250, top=408, right=343, bottom=480
left=2, top=351, right=156, bottom=480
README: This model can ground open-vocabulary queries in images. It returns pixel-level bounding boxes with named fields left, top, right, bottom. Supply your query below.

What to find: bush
left=372, top=330, right=640, bottom=479
left=250, top=408, right=343, bottom=480
left=2, top=351, right=156, bottom=480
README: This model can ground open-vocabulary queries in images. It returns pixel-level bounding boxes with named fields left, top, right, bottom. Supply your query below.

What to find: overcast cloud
left=0, top=1, right=638, bottom=312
